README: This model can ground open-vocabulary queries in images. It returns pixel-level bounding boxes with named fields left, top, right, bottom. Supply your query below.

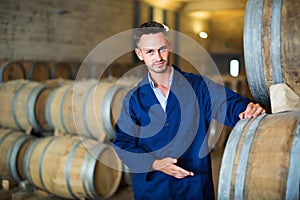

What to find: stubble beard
left=149, top=61, right=169, bottom=74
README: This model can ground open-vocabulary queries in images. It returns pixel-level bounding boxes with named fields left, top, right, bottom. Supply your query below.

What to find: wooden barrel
left=23, top=61, right=51, bottom=81
left=23, top=136, right=122, bottom=199
left=43, top=78, right=73, bottom=89
left=208, top=120, right=232, bottom=199
left=45, top=80, right=87, bottom=136
left=70, top=62, right=81, bottom=80
left=0, top=80, right=52, bottom=133
left=50, top=62, right=71, bottom=79
left=0, top=61, right=25, bottom=82
left=73, top=62, right=97, bottom=80
left=0, top=128, right=34, bottom=182
left=46, top=79, right=128, bottom=141
left=244, top=0, right=300, bottom=109
left=96, top=80, right=128, bottom=140
left=218, top=111, right=300, bottom=200
left=120, top=164, right=132, bottom=186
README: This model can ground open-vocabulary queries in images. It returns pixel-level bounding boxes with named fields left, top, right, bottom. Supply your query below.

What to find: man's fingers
left=253, top=106, right=265, bottom=117
left=169, top=165, right=194, bottom=178
left=174, top=174, right=186, bottom=179
left=245, top=102, right=254, bottom=111
left=165, top=158, right=177, bottom=164
left=246, top=103, right=257, bottom=118
left=241, top=102, right=254, bottom=119
left=153, top=158, right=177, bottom=170
left=239, top=112, right=245, bottom=119
left=153, top=158, right=194, bottom=179
left=239, top=102, right=266, bottom=119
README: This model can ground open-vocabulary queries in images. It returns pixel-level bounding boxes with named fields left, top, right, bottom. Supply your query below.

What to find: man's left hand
left=239, top=102, right=266, bottom=119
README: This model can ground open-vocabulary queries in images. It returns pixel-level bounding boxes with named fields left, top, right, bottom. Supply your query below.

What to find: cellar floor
left=0, top=185, right=134, bottom=200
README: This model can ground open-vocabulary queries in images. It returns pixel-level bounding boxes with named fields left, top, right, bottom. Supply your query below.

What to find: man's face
left=135, top=32, right=171, bottom=74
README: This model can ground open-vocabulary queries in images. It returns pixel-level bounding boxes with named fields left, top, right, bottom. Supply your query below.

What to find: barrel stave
left=0, top=128, right=33, bottom=182
left=244, top=0, right=300, bottom=109
left=0, top=61, right=25, bottom=82
left=219, top=111, right=300, bottom=200
left=23, top=136, right=122, bottom=199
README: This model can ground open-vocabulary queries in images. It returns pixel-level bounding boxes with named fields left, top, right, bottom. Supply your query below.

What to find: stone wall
left=0, top=0, right=133, bottom=62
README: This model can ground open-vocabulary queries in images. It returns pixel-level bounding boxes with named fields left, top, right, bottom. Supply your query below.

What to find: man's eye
left=159, top=47, right=167, bottom=52
left=146, top=50, right=153, bottom=54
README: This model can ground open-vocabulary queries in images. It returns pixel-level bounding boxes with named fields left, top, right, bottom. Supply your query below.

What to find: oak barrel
left=0, top=80, right=52, bottom=133
left=120, top=164, right=132, bottom=186
left=0, top=61, right=25, bottom=82
left=23, top=61, right=51, bottom=81
left=46, top=79, right=128, bottom=141
left=43, top=78, right=73, bottom=89
left=208, top=120, right=232, bottom=199
left=70, top=62, right=80, bottom=80
left=0, top=128, right=33, bottom=182
left=23, top=136, right=122, bottom=199
left=244, top=0, right=300, bottom=109
left=218, top=111, right=300, bottom=200
left=50, top=62, right=71, bottom=79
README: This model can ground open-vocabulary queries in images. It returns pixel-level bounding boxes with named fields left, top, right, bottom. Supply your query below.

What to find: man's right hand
left=152, top=157, right=194, bottom=179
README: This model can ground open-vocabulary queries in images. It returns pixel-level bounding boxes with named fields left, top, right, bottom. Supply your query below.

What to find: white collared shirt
left=148, top=67, right=174, bottom=112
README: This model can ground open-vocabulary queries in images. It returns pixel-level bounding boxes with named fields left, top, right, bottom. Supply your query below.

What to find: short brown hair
left=133, top=21, right=167, bottom=48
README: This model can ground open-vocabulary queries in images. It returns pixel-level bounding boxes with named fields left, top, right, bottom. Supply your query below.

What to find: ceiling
left=141, top=0, right=246, bottom=13
left=141, top=0, right=247, bottom=54
left=175, top=0, right=246, bottom=12
left=176, top=0, right=246, bottom=21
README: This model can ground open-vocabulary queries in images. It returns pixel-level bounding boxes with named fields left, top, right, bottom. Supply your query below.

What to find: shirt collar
left=148, top=66, right=174, bottom=89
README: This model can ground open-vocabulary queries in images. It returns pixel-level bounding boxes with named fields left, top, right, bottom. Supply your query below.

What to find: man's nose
left=154, top=50, right=163, bottom=61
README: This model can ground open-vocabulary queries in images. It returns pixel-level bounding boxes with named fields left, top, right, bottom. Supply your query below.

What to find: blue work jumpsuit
left=113, top=66, right=250, bottom=200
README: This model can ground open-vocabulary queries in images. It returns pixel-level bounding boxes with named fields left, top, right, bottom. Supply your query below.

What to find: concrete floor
left=0, top=185, right=134, bottom=200
left=108, top=186, right=134, bottom=200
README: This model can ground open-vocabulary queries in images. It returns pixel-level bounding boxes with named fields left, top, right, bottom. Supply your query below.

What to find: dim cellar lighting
left=199, top=31, right=208, bottom=39
left=230, top=59, right=240, bottom=77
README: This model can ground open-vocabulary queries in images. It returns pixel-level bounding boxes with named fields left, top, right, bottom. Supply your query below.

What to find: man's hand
left=239, top=102, right=266, bottom=119
left=152, top=158, right=194, bottom=179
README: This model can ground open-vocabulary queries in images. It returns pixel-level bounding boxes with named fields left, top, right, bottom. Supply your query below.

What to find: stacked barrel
left=243, top=0, right=300, bottom=110
left=0, top=73, right=135, bottom=199
left=0, top=61, right=75, bottom=83
left=0, top=61, right=25, bottom=82
left=0, top=60, right=135, bottom=83
left=218, top=0, right=300, bottom=199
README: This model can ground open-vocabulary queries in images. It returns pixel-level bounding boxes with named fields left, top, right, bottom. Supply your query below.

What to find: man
left=113, top=21, right=265, bottom=199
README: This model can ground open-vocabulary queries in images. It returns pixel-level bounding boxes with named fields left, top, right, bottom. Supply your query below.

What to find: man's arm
left=113, top=92, right=157, bottom=174
left=113, top=124, right=157, bottom=173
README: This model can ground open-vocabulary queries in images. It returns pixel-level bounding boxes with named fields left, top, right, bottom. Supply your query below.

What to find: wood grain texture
left=219, top=111, right=300, bottom=200
left=23, top=136, right=122, bottom=199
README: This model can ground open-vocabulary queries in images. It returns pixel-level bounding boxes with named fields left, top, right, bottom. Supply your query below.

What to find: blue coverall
left=113, top=66, right=250, bottom=200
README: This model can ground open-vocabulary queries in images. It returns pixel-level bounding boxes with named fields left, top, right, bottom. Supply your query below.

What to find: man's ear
left=135, top=48, right=144, bottom=61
